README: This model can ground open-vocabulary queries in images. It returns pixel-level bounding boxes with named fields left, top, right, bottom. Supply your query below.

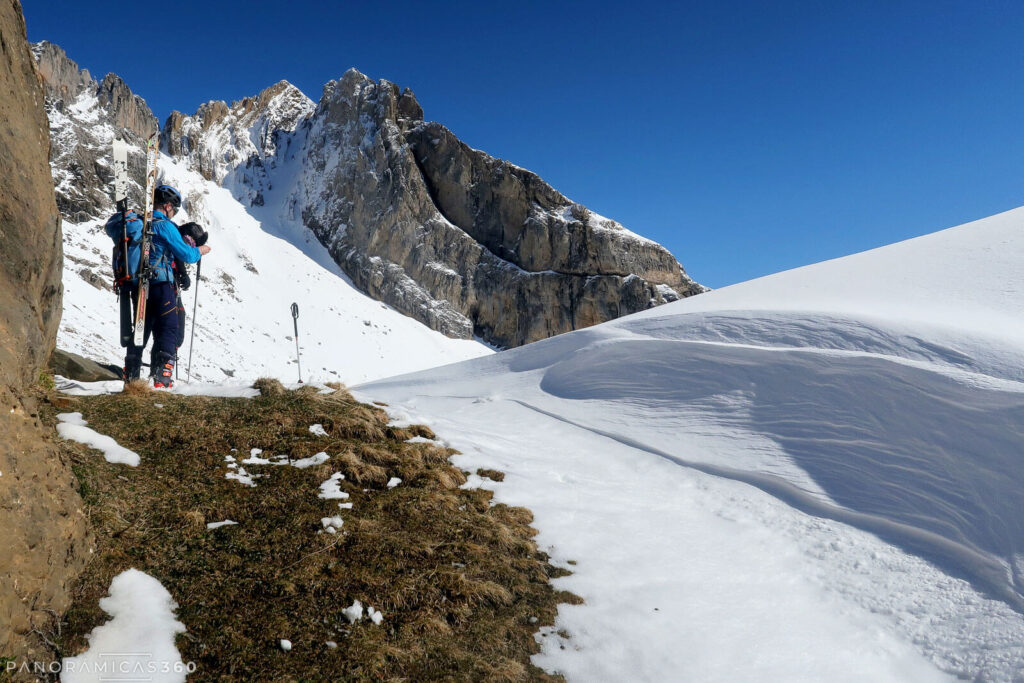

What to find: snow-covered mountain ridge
left=355, top=206, right=1024, bottom=680
left=37, top=41, right=491, bottom=384
left=35, top=41, right=704, bottom=351
left=164, top=68, right=705, bottom=347
left=163, top=80, right=314, bottom=186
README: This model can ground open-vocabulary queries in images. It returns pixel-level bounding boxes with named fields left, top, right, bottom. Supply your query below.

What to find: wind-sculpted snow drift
left=357, top=206, right=1024, bottom=680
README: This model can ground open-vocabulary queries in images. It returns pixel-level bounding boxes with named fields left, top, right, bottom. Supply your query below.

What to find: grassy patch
left=41, top=383, right=579, bottom=680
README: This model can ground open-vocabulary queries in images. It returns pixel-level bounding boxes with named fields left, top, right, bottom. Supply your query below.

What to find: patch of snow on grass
left=406, top=435, right=441, bottom=445
left=342, top=600, right=363, bottom=624
left=206, top=520, right=239, bottom=530
left=55, top=376, right=124, bottom=396
left=225, top=467, right=261, bottom=487
left=291, top=452, right=329, bottom=468
left=320, top=515, right=344, bottom=533
left=309, top=423, right=328, bottom=436
left=57, top=412, right=140, bottom=466
left=242, top=449, right=328, bottom=469
left=62, top=569, right=187, bottom=683
left=459, top=474, right=489, bottom=491
left=318, top=472, right=349, bottom=500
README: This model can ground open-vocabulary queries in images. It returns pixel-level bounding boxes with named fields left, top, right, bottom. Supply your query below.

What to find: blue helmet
left=154, top=185, right=182, bottom=209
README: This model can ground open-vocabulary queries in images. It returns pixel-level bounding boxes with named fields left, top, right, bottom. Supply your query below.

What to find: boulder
left=49, top=348, right=121, bottom=382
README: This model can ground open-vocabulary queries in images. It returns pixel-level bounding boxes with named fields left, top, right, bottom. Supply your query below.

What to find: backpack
left=105, top=210, right=144, bottom=290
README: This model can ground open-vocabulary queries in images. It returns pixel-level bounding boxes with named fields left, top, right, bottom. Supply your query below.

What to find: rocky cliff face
left=163, top=80, right=314, bottom=187
left=164, top=69, right=705, bottom=347
left=33, top=41, right=156, bottom=222
left=0, top=2, right=89, bottom=660
left=40, top=43, right=705, bottom=349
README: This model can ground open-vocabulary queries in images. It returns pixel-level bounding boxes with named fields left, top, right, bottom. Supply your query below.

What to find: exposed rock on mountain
left=39, top=41, right=704, bottom=348
left=163, top=80, right=314, bottom=186
left=33, top=41, right=156, bottom=221
left=0, top=4, right=89, bottom=660
left=164, top=69, right=704, bottom=347
left=49, top=348, right=120, bottom=382
left=98, top=72, right=160, bottom=140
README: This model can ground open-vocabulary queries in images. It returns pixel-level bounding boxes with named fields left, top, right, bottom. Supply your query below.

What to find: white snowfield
left=57, top=148, right=491, bottom=387
left=356, top=206, right=1024, bottom=681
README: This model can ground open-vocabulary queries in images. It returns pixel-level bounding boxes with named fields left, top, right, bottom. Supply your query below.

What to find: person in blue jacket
left=106, top=185, right=211, bottom=387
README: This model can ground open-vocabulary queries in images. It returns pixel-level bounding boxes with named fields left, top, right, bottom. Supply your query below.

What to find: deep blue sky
left=25, top=1, right=1024, bottom=288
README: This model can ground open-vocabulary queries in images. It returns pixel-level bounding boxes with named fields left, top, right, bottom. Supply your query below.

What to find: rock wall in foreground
left=0, top=0, right=90, bottom=660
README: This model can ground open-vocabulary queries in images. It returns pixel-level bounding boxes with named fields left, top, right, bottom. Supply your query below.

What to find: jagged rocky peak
left=97, top=73, right=159, bottom=140
left=32, top=40, right=94, bottom=99
left=162, top=79, right=314, bottom=182
left=291, top=68, right=704, bottom=347
left=32, top=40, right=158, bottom=221
left=317, top=68, right=423, bottom=127
left=33, top=41, right=157, bottom=142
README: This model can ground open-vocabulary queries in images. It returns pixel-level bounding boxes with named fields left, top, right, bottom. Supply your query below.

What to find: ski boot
left=153, top=351, right=175, bottom=389
left=123, top=352, right=143, bottom=383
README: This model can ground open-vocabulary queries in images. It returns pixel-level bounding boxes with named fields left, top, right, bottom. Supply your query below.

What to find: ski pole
left=187, top=259, right=201, bottom=382
left=291, top=302, right=302, bottom=383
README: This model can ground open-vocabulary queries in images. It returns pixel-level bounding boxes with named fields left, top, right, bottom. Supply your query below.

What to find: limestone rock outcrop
left=279, top=70, right=704, bottom=347
left=39, top=43, right=706, bottom=349
left=0, top=0, right=90, bottom=660
left=162, top=69, right=704, bottom=347
left=32, top=40, right=157, bottom=222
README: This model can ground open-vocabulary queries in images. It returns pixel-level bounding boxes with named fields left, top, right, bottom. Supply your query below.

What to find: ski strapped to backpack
left=132, top=134, right=160, bottom=347
left=111, top=139, right=131, bottom=291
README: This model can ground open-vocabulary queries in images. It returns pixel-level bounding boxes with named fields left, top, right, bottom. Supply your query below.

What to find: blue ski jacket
left=106, top=209, right=201, bottom=284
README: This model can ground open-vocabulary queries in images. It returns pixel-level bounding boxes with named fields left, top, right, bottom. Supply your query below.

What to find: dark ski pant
left=120, top=281, right=179, bottom=377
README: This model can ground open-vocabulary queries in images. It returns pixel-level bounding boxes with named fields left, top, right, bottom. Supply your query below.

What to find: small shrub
left=38, top=370, right=56, bottom=391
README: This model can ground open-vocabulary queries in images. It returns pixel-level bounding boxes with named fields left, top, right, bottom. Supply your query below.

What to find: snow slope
left=356, top=207, right=1024, bottom=681
left=58, top=147, right=491, bottom=385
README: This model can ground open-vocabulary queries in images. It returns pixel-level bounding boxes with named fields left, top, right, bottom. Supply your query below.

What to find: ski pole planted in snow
left=187, top=259, right=202, bottom=382
left=291, top=302, right=303, bottom=383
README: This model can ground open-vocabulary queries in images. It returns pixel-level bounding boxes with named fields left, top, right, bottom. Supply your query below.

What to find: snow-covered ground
left=58, top=151, right=491, bottom=385
left=49, top=79, right=1024, bottom=681
left=62, top=569, right=189, bottom=683
left=355, top=206, right=1024, bottom=681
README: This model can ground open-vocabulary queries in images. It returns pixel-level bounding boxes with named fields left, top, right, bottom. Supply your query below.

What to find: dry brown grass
left=40, top=383, right=578, bottom=681
left=120, top=379, right=152, bottom=396
left=253, top=376, right=286, bottom=396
